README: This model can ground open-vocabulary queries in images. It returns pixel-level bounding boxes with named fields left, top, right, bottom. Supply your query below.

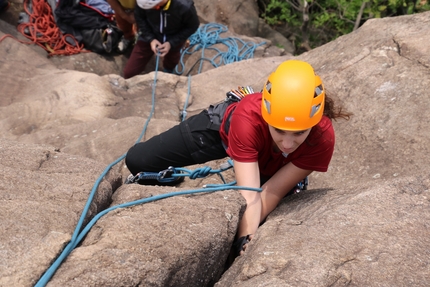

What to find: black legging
left=125, top=110, right=228, bottom=175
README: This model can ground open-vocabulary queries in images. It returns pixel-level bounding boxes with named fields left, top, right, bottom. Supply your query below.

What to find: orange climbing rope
left=0, top=0, right=88, bottom=56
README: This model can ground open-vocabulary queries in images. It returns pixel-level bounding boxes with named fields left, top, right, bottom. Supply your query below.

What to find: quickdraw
left=126, top=166, right=179, bottom=184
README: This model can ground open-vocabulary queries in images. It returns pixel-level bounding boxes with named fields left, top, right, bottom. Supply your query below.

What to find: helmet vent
left=265, top=81, right=272, bottom=94
left=310, top=103, right=321, bottom=118
left=314, top=85, right=323, bottom=98
left=264, top=99, right=271, bottom=114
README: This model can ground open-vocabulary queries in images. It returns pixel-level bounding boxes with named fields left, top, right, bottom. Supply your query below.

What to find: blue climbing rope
left=34, top=45, right=262, bottom=286
left=179, top=75, right=192, bottom=122
left=35, top=54, right=162, bottom=287
left=175, top=23, right=266, bottom=76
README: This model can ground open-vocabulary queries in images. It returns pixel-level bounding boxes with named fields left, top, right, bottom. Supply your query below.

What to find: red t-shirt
left=219, top=93, right=335, bottom=177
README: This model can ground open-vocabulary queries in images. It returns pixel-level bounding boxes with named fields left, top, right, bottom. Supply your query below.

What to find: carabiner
left=157, top=166, right=177, bottom=182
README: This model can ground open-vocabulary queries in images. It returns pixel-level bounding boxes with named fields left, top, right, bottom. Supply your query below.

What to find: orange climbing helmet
left=261, top=60, right=325, bottom=131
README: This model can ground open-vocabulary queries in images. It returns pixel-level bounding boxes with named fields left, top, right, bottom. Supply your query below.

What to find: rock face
left=300, top=12, right=430, bottom=188
left=46, top=184, right=245, bottom=287
left=1, top=2, right=430, bottom=286
left=216, top=177, right=430, bottom=286
left=0, top=139, right=121, bottom=286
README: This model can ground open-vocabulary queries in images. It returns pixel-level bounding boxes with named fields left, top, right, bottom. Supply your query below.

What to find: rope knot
left=189, top=167, right=212, bottom=179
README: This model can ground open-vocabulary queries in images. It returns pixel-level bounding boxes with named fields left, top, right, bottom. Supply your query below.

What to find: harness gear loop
left=206, top=86, right=255, bottom=133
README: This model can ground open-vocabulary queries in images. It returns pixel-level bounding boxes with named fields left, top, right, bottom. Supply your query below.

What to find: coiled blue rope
left=175, top=23, right=266, bottom=75
left=178, top=23, right=264, bottom=120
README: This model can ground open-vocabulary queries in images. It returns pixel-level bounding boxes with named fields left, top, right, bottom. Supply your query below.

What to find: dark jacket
left=135, top=0, right=200, bottom=48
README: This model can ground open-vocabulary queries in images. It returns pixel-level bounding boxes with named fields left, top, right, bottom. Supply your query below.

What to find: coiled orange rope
left=0, top=0, right=89, bottom=56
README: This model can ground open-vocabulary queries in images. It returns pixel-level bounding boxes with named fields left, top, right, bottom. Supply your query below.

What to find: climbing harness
left=206, top=85, right=255, bottom=133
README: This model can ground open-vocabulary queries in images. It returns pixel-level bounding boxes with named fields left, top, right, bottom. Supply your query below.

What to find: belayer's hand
left=150, top=39, right=162, bottom=54
left=156, top=42, right=171, bottom=57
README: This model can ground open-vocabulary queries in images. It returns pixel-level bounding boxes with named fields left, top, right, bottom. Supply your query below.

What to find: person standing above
left=123, top=0, right=199, bottom=78
left=106, top=0, right=137, bottom=53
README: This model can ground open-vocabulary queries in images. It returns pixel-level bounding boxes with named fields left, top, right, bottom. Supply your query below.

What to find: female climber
left=125, top=59, right=351, bottom=257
